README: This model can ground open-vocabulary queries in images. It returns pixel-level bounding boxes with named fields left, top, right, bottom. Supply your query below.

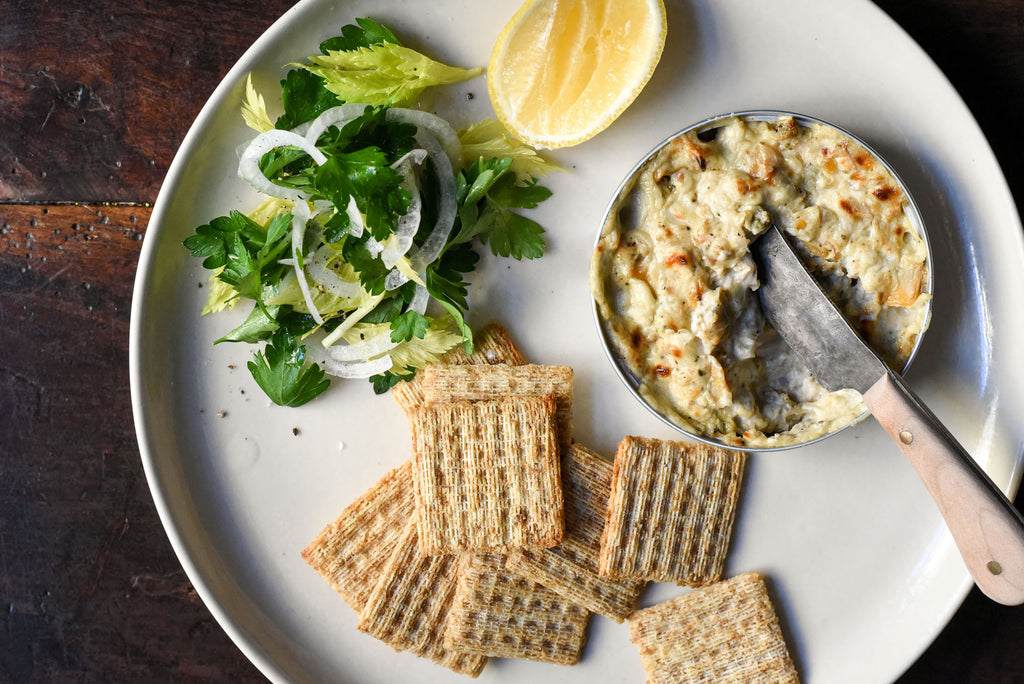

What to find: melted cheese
left=592, top=116, right=931, bottom=448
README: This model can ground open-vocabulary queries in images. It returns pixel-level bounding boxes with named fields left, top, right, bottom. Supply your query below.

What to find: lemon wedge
left=487, top=0, right=667, bottom=149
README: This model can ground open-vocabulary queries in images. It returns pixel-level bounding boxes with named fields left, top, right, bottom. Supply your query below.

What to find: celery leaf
left=459, top=119, right=561, bottom=179
left=297, top=43, right=482, bottom=107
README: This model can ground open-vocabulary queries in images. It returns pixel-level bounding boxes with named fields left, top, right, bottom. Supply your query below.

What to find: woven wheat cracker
left=420, top=363, right=574, bottom=457
left=628, top=571, right=799, bottom=683
left=358, top=517, right=487, bottom=677
left=301, top=461, right=414, bottom=611
left=506, top=443, right=645, bottom=622
left=411, top=395, right=563, bottom=555
left=598, top=436, right=746, bottom=585
left=391, top=322, right=528, bottom=415
left=444, top=553, right=591, bottom=665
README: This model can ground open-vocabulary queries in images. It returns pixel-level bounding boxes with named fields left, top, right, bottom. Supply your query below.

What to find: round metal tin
left=591, top=110, right=934, bottom=452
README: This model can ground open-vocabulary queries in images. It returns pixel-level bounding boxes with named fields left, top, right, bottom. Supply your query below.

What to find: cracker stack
left=409, top=394, right=565, bottom=554
left=421, top=363, right=575, bottom=457
left=302, top=460, right=487, bottom=677
left=599, top=435, right=746, bottom=586
left=445, top=553, right=591, bottom=665
left=627, top=571, right=800, bottom=683
left=401, top=325, right=592, bottom=665
left=391, top=322, right=528, bottom=415
left=358, top=517, right=487, bottom=677
left=302, top=322, right=794, bottom=678
left=507, top=443, right=646, bottom=622
left=410, top=359, right=574, bottom=555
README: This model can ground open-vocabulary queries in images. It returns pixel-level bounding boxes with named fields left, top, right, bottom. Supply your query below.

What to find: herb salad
left=185, top=18, right=555, bottom=407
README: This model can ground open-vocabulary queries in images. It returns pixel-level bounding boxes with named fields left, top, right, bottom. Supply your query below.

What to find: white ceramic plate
left=129, top=1, right=1024, bottom=682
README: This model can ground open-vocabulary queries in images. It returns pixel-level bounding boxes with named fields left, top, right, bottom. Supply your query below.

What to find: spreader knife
left=751, top=224, right=1024, bottom=605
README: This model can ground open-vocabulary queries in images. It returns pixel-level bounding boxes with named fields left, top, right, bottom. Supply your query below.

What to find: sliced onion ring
left=289, top=201, right=325, bottom=325
left=327, top=331, right=397, bottom=363
left=381, top=155, right=425, bottom=269
left=344, top=195, right=365, bottom=238
left=238, top=129, right=326, bottom=201
left=409, top=283, right=429, bottom=314
left=365, top=236, right=385, bottom=258
left=321, top=353, right=394, bottom=379
left=306, top=245, right=363, bottom=299
left=303, top=103, right=377, bottom=146
left=392, top=148, right=429, bottom=169
left=406, top=129, right=457, bottom=270
left=385, top=108, right=463, bottom=169
left=384, top=268, right=409, bottom=291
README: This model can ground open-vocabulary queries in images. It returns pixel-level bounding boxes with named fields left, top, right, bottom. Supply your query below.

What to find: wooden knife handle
left=863, top=372, right=1024, bottom=605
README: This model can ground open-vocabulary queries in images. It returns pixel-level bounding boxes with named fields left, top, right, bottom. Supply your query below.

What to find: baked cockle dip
left=591, top=113, right=932, bottom=448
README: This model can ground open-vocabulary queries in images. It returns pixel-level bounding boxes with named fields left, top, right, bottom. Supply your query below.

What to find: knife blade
left=751, top=224, right=1024, bottom=605
left=751, top=225, right=889, bottom=394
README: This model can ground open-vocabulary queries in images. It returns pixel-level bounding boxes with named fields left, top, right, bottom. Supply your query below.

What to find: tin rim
left=591, top=109, right=934, bottom=453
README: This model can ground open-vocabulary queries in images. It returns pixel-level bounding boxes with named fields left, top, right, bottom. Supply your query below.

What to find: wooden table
left=2, top=1, right=1022, bottom=681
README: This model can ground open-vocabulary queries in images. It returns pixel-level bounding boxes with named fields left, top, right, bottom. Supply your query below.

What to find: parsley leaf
left=314, top=105, right=416, bottom=162
left=390, top=310, right=430, bottom=343
left=276, top=69, right=338, bottom=131
left=321, top=210, right=352, bottom=244
left=276, top=307, right=322, bottom=337
left=370, top=367, right=415, bottom=395
left=360, top=295, right=406, bottom=324
left=183, top=227, right=227, bottom=269
left=185, top=211, right=261, bottom=269
left=425, top=241, right=479, bottom=353
left=264, top=211, right=292, bottom=246
left=258, top=145, right=316, bottom=190
left=428, top=241, right=479, bottom=310
left=314, top=148, right=409, bottom=240
left=320, top=17, right=401, bottom=53
left=184, top=210, right=292, bottom=299
left=341, top=235, right=391, bottom=295
left=451, top=158, right=549, bottom=260
left=488, top=172, right=553, bottom=210
left=362, top=281, right=417, bottom=324
left=457, top=157, right=514, bottom=216
left=221, top=232, right=261, bottom=299
left=475, top=202, right=547, bottom=260
left=247, top=330, right=330, bottom=407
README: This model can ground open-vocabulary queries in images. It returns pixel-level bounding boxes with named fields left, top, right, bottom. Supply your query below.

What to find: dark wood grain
left=0, top=0, right=297, bottom=203
left=1, top=0, right=1023, bottom=682
left=1, top=0, right=291, bottom=680
left=0, top=204, right=266, bottom=682
left=875, top=0, right=1024, bottom=225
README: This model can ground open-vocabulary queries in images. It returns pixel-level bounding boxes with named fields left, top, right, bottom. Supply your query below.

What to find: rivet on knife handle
left=863, top=372, right=1024, bottom=605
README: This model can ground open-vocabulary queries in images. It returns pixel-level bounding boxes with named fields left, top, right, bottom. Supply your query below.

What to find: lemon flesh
left=488, top=0, right=667, bottom=149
